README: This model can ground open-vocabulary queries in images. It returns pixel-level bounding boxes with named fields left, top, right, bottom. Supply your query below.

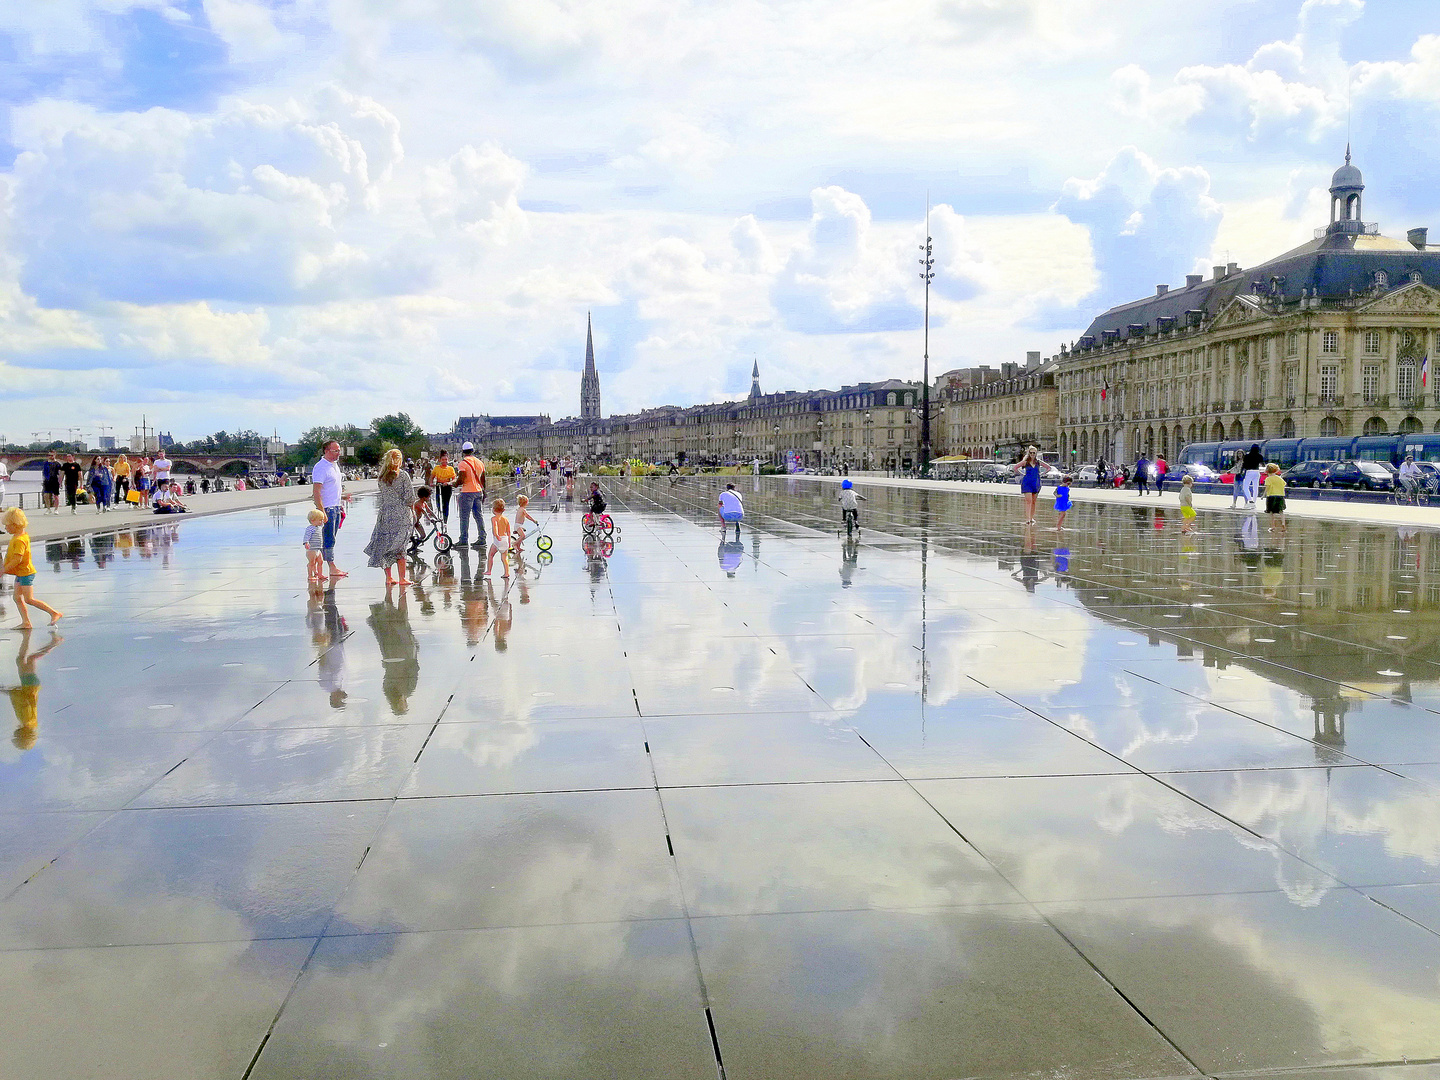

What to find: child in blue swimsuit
left=1054, top=476, right=1072, bottom=528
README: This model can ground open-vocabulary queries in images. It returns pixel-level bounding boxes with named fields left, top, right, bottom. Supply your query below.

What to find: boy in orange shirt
left=2, top=509, right=62, bottom=628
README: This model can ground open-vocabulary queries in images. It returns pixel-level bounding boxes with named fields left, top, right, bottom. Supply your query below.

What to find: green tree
left=370, top=413, right=427, bottom=458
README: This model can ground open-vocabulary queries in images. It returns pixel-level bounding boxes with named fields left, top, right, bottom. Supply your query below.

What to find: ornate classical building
left=1057, top=151, right=1440, bottom=465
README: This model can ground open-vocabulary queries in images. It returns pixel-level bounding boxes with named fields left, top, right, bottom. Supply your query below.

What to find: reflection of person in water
left=491, top=582, right=512, bottom=653
left=839, top=536, right=860, bottom=587
left=458, top=549, right=488, bottom=647
left=717, top=538, right=744, bottom=577
left=1012, top=523, right=1045, bottom=593
left=312, top=588, right=348, bottom=709
left=6, top=630, right=63, bottom=751
left=368, top=588, right=419, bottom=715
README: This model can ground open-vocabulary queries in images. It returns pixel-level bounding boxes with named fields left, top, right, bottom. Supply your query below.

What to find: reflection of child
left=2, top=509, right=61, bottom=628
left=486, top=498, right=512, bottom=577
left=1179, top=475, right=1196, bottom=532
left=304, top=508, right=326, bottom=582
left=1053, top=477, right=1072, bottom=528
left=6, top=629, right=62, bottom=751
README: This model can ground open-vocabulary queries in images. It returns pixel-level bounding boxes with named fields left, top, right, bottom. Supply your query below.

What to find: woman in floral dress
left=364, top=448, right=414, bottom=586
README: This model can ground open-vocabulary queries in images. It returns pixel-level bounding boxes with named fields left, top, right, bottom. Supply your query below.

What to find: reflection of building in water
left=844, top=485, right=1440, bottom=753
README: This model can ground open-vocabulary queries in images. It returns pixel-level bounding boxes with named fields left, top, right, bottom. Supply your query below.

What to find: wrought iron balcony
left=1228, top=399, right=1244, bottom=411
left=1249, top=398, right=1265, bottom=410
left=1318, top=394, right=1344, bottom=407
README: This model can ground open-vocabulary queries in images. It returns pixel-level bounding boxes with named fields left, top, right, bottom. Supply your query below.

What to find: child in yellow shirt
left=1263, top=463, right=1286, bottom=514
left=2, top=508, right=62, bottom=628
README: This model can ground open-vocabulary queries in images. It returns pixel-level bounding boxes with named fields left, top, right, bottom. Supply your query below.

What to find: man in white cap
left=454, top=442, right=487, bottom=549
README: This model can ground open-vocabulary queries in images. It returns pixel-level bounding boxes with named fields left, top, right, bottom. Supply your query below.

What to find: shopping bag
left=126, top=489, right=141, bottom=504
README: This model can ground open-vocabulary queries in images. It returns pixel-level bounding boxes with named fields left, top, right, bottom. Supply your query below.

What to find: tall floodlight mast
left=918, top=202, right=935, bottom=473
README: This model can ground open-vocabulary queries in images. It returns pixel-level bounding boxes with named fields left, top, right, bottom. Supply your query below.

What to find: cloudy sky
left=1, top=0, right=1438, bottom=441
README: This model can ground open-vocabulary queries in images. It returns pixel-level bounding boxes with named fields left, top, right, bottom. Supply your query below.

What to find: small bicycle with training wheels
left=582, top=512, right=614, bottom=538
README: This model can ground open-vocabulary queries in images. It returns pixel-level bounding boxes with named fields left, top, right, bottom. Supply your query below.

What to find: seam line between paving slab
left=621, top=485, right=1204, bottom=1074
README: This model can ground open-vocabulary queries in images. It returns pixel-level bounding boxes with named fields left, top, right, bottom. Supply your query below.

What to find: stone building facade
left=442, top=324, right=929, bottom=470
left=1057, top=152, right=1440, bottom=466
left=938, top=354, right=1059, bottom=460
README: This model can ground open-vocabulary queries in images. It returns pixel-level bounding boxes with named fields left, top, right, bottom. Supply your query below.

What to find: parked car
left=978, top=463, right=1012, bottom=482
left=1282, top=460, right=1338, bottom=488
left=1178, top=462, right=1220, bottom=482
left=1075, top=464, right=1098, bottom=484
left=1321, top=460, right=1395, bottom=491
left=1039, top=464, right=1064, bottom=482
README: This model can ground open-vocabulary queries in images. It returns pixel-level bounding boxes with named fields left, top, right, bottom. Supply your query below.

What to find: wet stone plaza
left=7, top=476, right=1440, bottom=1080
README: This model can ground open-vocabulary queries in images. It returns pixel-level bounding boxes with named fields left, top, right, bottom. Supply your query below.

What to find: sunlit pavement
left=4, top=476, right=1440, bottom=1079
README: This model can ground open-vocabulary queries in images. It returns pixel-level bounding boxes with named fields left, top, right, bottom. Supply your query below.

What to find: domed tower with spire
left=1327, top=145, right=1366, bottom=235
left=580, top=313, right=601, bottom=421
left=748, top=359, right=761, bottom=401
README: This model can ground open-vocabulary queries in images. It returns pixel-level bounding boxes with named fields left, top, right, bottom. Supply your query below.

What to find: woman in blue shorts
left=1016, top=446, right=1042, bottom=525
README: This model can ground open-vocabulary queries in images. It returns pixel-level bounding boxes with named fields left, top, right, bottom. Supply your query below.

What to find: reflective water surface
left=4, top=477, right=1440, bottom=1078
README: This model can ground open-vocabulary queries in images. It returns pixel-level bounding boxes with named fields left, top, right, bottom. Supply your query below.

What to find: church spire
left=749, top=358, right=761, bottom=400
left=580, top=312, right=601, bottom=421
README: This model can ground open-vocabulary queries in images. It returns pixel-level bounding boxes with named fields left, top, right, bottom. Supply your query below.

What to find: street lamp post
left=863, top=411, right=872, bottom=470
left=815, top=416, right=824, bottom=470
left=773, top=423, right=781, bottom=467
left=918, top=205, right=935, bottom=474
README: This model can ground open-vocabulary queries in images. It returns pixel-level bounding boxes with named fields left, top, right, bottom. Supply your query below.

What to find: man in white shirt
left=717, top=483, right=744, bottom=540
left=311, top=440, right=348, bottom=580
left=1400, top=455, right=1422, bottom=496
left=153, top=450, right=172, bottom=487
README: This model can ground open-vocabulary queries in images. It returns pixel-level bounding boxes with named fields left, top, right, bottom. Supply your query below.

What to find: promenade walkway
left=796, top=473, right=1440, bottom=529
left=16, top=481, right=378, bottom=545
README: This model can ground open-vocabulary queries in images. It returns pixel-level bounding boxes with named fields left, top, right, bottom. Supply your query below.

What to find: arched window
left=1400, top=416, right=1423, bottom=434
left=1363, top=416, right=1388, bottom=435
left=886, top=393, right=896, bottom=406
left=1280, top=417, right=1295, bottom=438
left=1248, top=419, right=1264, bottom=441
left=1230, top=420, right=1244, bottom=440
left=1320, top=416, right=1341, bottom=437
left=1213, top=422, right=1226, bottom=441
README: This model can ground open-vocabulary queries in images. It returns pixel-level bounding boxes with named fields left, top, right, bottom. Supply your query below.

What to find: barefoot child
left=485, top=498, right=512, bottom=577
left=514, top=494, right=539, bottom=544
left=1264, top=463, right=1286, bottom=533
left=2, top=509, right=61, bottom=628
left=304, top=508, right=326, bottom=582
left=1179, top=474, right=1196, bottom=533
left=1053, top=475, right=1073, bottom=528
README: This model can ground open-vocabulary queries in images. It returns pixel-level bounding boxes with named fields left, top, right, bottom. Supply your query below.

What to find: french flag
left=1423, top=355, right=1430, bottom=390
